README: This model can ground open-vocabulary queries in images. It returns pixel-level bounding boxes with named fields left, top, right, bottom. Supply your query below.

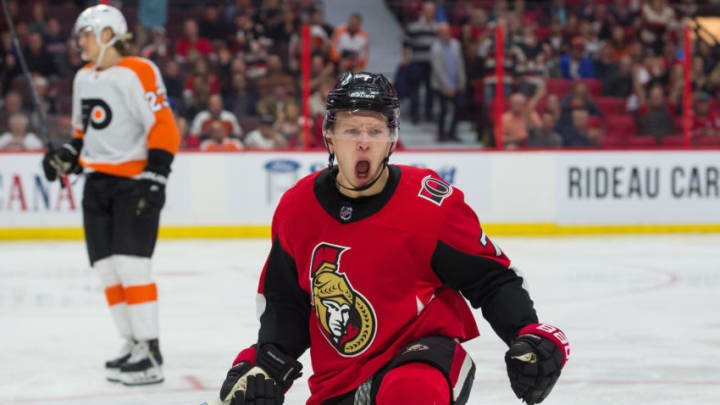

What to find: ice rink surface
left=1, top=234, right=719, bottom=405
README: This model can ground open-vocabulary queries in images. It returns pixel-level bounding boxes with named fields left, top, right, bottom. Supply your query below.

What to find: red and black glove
left=505, top=323, right=570, bottom=404
left=218, top=344, right=303, bottom=405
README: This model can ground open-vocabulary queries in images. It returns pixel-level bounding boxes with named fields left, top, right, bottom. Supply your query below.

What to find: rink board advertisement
left=0, top=150, right=718, bottom=238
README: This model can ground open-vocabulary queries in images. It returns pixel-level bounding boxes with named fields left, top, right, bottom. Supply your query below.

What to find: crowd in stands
left=0, top=0, right=370, bottom=151
left=390, top=0, right=720, bottom=148
left=1, top=0, right=720, bottom=151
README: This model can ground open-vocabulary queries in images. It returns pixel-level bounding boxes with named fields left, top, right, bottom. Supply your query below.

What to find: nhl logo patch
left=340, top=205, right=353, bottom=221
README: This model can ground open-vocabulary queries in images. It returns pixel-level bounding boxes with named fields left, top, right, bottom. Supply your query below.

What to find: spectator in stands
left=163, top=59, right=184, bottom=107
left=175, top=19, right=215, bottom=63
left=275, top=101, right=301, bottom=145
left=199, top=3, right=231, bottom=41
left=257, top=84, right=294, bottom=119
left=200, top=120, right=244, bottom=151
left=244, top=114, right=287, bottom=149
left=225, top=0, right=253, bottom=24
left=308, top=53, right=335, bottom=94
left=258, top=0, right=285, bottom=46
left=560, top=37, right=595, bottom=79
left=142, top=27, right=171, bottom=66
left=593, top=44, right=617, bottom=80
left=558, top=81, right=600, bottom=129
left=0, top=90, right=24, bottom=131
left=528, top=112, right=563, bottom=148
left=309, top=8, right=335, bottom=38
left=309, top=78, right=333, bottom=118
left=545, top=93, right=562, bottom=125
left=607, top=26, right=631, bottom=62
left=227, top=69, right=256, bottom=118
left=637, top=84, right=676, bottom=141
left=404, top=1, right=438, bottom=124
left=137, top=0, right=168, bottom=47
left=330, top=13, right=369, bottom=72
left=29, top=2, right=48, bottom=36
left=176, top=116, right=199, bottom=149
left=691, top=92, right=719, bottom=142
left=603, top=55, right=634, bottom=98
left=501, top=91, right=542, bottom=149
left=431, top=23, right=465, bottom=143
left=560, top=108, right=602, bottom=147
left=0, top=113, right=43, bottom=150
left=640, top=0, right=676, bottom=55
left=183, top=57, right=221, bottom=108
left=289, top=26, right=329, bottom=74
left=256, top=54, right=295, bottom=98
left=578, top=19, right=601, bottom=57
left=191, top=94, right=243, bottom=140
left=28, top=75, right=58, bottom=132
left=543, top=18, right=565, bottom=57
left=21, top=31, right=57, bottom=78
left=517, top=24, right=546, bottom=97
left=610, top=0, right=638, bottom=28
left=45, top=18, right=68, bottom=58
left=478, top=19, right=525, bottom=105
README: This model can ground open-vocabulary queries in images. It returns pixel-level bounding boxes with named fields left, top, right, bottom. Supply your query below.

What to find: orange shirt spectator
left=175, top=19, right=215, bottom=62
left=330, top=13, right=369, bottom=71
left=199, top=120, right=243, bottom=151
left=501, top=93, right=541, bottom=148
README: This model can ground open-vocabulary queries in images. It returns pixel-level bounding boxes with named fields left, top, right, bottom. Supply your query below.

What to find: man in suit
left=431, top=23, right=466, bottom=142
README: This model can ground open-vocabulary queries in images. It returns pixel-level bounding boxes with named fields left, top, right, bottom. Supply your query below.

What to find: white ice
left=1, top=235, right=719, bottom=405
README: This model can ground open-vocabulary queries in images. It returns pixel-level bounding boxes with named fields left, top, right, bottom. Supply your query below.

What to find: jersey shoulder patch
left=417, top=173, right=453, bottom=206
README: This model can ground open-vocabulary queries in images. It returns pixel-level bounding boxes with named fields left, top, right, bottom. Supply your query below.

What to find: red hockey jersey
left=255, top=165, right=537, bottom=404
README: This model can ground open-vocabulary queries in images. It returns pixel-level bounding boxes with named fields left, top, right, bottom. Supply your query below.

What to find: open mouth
left=355, top=160, right=370, bottom=179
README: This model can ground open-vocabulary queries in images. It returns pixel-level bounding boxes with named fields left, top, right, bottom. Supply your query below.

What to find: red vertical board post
left=302, top=24, right=311, bottom=149
left=495, top=24, right=504, bottom=149
left=683, top=27, right=692, bottom=148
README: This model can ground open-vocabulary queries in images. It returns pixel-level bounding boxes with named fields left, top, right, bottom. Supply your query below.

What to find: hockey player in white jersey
left=41, top=4, right=180, bottom=386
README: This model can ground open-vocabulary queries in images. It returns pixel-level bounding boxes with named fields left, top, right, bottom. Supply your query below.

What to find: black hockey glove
left=219, top=344, right=303, bottom=405
left=136, top=149, right=173, bottom=217
left=42, top=139, right=83, bottom=181
left=505, top=323, right=569, bottom=405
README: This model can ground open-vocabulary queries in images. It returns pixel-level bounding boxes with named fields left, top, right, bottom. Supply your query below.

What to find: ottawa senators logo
left=81, top=98, right=113, bottom=132
left=310, top=242, right=376, bottom=357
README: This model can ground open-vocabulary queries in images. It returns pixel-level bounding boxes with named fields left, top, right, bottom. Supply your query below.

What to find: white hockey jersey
left=72, top=56, right=180, bottom=177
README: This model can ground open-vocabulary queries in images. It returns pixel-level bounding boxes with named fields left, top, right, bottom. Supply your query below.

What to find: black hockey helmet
left=322, top=71, right=400, bottom=140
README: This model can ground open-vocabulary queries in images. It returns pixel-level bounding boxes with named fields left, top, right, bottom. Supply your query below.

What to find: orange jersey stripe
left=117, top=57, right=180, bottom=155
left=72, top=129, right=84, bottom=139
left=79, top=157, right=146, bottom=177
left=124, top=283, right=158, bottom=305
left=104, top=284, right=125, bottom=306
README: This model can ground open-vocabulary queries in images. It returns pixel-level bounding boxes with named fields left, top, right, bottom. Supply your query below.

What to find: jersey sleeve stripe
left=72, top=129, right=84, bottom=139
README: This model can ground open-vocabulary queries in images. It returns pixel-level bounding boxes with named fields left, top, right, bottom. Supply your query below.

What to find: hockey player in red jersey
left=213, top=72, right=569, bottom=405
left=41, top=5, right=180, bottom=386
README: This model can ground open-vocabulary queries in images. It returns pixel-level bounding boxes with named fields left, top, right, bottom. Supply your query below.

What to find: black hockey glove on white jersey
left=505, top=323, right=570, bottom=404
left=42, top=138, right=83, bottom=181
left=219, top=344, right=303, bottom=405
left=136, top=149, right=173, bottom=216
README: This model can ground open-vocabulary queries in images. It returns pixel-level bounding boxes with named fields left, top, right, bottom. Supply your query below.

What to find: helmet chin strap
left=334, top=142, right=394, bottom=193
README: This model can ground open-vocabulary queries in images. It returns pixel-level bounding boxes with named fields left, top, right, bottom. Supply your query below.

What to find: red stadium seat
left=660, top=135, right=686, bottom=147
left=596, top=97, right=625, bottom=116
left=696, top=136, right=720, bottom=147
left=546, top=78, right=573, bottom=98
left=600, top=136, right=625, bottom=148
left=626, top=135, right=658, bottom=147
left=578, top=79, right=602, bottom=98
left=605, top=114, right=636, bottom=138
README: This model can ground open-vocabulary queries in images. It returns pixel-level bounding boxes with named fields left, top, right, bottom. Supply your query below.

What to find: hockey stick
left=1, top=0, right=50, bottom=147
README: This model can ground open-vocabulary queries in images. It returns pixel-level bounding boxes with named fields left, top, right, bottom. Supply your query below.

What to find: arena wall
left=1, top=150, right=719, bottom=239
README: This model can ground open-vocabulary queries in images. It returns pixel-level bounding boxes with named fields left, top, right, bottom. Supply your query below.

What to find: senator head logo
left=310, top=242, right=376, bottom=357
left=81, top=98, right=113, bottom=132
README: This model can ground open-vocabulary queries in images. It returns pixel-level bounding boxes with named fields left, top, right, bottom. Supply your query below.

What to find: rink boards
left=0, top=150, right=719, bottom=239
